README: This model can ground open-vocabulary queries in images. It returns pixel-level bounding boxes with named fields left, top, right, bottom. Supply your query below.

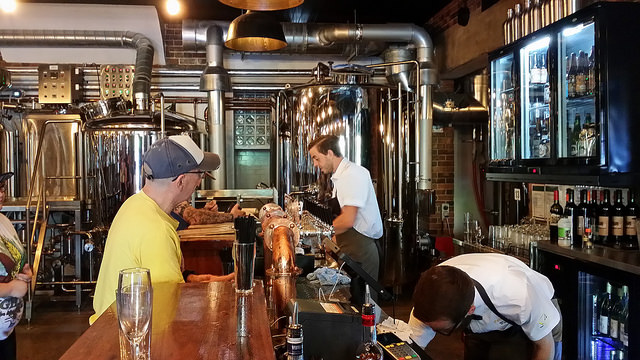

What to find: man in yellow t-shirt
left=91, top=135, right=233, bottom=323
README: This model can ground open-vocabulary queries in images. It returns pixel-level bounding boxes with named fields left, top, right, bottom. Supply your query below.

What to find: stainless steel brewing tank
left=85, top=111, right=197, bottom=224
left=281, top=83, right=388, bottom=198
left=22, top=112, right=84, bottom=200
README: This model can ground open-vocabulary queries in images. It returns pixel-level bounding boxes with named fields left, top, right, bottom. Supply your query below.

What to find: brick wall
left=428, top=126, right=455, bottom=236
left=427, top=0, right=483, bottom=34
left=163, top=21, right=206, bottom=67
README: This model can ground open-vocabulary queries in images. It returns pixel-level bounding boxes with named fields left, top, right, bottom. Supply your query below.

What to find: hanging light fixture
left=218, top=0, right=303, bottom=11
left=225, top=11, right=287, bottom=52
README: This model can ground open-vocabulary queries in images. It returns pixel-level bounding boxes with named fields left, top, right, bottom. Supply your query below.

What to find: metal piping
left=0, top=29, right=154, bottom=112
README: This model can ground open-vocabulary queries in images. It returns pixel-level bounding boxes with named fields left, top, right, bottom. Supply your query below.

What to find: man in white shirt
left=308, top=135, right=383, bottom=304
left=409, top=253, right=560, bottom=360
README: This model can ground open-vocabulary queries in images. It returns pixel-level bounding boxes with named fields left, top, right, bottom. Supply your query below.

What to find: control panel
left=38, top=64, right=82, bottom=104
left=99, top=64, right=135, bottom=102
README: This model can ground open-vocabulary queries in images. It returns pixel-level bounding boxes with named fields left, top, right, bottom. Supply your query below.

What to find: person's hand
left=204, top=199, right=218, bottom=212
left=230, top=203, right=246, bottom=219
left=15, top=264, right=33, bottom=283
left=8, top=279, right=28, bottom=298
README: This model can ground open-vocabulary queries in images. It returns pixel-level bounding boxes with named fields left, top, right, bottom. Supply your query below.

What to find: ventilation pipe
left=200, top=25, right=230, bottom=189
left=182, top=21, right=437, bottom=192
left=0, top=30, right=154, bottom=112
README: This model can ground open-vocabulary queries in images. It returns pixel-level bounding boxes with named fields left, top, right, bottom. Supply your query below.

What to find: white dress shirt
left=409, top=253, right=560, bottom=347
left=331, top=158, right=383, bottom=239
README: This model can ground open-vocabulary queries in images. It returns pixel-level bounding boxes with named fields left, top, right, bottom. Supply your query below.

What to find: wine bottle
left=612, top=190, right=625, bottom=247
left=549, top=190, right=563, bottom=244
left=620, top=285, right=629, bottom=349
left=599, top=282, right=611, bottom=335
left=576, top=50, right=587, bottom=97
left=575, top=189, right=588, bottom=248
left=558, top=189, right=576, bottom=247
left=610, top=286, right=623, bottom=340
left=355, top=286, right=383, bottom=360
left=589, top=190, right=598, bottom=239
left=597, top=190, right=611, bottom=245
left=571, top=113, right=581, bottom=157
left=624, top=190, right=639, bottom=250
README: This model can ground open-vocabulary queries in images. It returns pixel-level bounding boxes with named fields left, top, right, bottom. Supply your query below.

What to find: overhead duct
left=182, top=21, right=437, bottom=191
left=0, top=30, right=154, bottom=112
left=200, top=25, right=230, bottom=189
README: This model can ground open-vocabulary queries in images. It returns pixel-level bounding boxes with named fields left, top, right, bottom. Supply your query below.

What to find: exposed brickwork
left=428, top=126, right=455, bottom=236
left=427, top=0, right=483, bottom=34
left=162, top=20, right=206, bottom=67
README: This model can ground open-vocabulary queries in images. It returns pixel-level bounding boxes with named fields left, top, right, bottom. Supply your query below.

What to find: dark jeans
left=0, top=331, right=17, bottom=360
left=464, top=326, right=532, bottom=360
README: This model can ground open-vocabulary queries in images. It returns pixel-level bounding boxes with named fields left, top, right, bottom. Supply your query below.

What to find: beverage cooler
left=488, top=2, right=640, bottom=186
left=536, top=248, right=639, bottom=359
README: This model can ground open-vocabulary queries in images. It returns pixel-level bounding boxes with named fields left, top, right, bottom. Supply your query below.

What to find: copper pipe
left=271, top=226, right=296, bottom=274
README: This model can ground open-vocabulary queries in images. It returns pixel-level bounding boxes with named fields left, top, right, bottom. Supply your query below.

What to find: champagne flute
left=117, top=268, right=152, bottom=360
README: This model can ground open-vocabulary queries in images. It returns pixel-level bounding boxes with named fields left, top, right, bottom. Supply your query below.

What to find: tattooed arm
left=174, top=201, right=234, bottom=225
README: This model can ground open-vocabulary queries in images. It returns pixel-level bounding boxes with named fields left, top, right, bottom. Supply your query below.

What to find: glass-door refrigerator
left=520, top=37, right=551, bottom=161
left=490, top=51, right=516, bottom=167
left=556, top=19, right=598, bottom=164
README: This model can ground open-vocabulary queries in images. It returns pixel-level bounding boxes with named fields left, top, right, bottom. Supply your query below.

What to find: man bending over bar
left=91, top=135, right=233, bottom=324
left=409, top=253, right=562, bottom=360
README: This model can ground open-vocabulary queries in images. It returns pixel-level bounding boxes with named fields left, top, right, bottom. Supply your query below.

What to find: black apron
left=463, top=280, right=532, bottom=360
left=328, top=196, right=380, bottom=306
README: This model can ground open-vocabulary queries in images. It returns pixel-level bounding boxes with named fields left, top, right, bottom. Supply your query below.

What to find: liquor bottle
left=592, top=292, right=600, bottom=335
left=504, top=9, right=514, bottom=45
left=513, top=4, right=523, bottom=40
left=558, top=189, right=577, bottom=247
left=589, top=190, right=598, bottom=237
left=540, top=50, right=549, bottom=85
left=522, top=0, right=532, bottom=37
left=355, top=286, right=383, bottom=360
left=588, top=45, right=596, bottom=95
left=576, top=50, right=587, bottom=97
left=612, top=190, right=625, bottom=247
left=571, top=113, right=581, bottom=156
left=542, top=0, right=552, bottom=26
left=597, top=189, right=611, bottom=245
left=610, top=286, right=624, bottom=340
left=620, top=285, right=629, bottom=349
left=599, top=282, right=612, bottom=336
left=532, top=0, right=542, bottom=32
left=624, top=190, right=639, bottom=249
left=567, top=53, right=578, bottom=98
left=286, top=302, right=304, bottom=360
left=549, top=190, right=563, bottom=244
left=530, top=53, right=539, bottom=86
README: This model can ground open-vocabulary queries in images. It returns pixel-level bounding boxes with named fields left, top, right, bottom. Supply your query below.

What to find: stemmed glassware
left=117, top=268, right=152, bottom=360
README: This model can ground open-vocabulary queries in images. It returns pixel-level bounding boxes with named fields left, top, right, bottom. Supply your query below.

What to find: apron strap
left=471, top=279, right=519, bottom=327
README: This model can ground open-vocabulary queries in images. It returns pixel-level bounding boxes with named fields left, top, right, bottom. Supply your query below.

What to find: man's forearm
left=183, top=207, right=233, bottom=225
left=531, top=332, right=555, bottom=360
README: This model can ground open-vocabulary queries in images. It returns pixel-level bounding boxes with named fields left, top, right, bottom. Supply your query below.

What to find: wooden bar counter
left=60, top=281, right=275, bottom=360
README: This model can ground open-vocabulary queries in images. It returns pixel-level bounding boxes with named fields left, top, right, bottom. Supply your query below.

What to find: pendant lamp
left=225, top=11, right=287, bottom=52
left=218, top=0, right=304, bottom=11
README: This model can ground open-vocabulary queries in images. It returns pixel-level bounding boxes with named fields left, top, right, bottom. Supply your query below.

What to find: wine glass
left=117, top=268, right=152, bottom=360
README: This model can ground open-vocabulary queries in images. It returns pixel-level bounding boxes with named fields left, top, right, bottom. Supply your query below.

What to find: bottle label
left=550, top=213, right=561, bottom=226
left=625, top=216, right=637, bottom=235
left=568, top=78, right=576, bottom=97
left=576, top=75, right=587, bottom=95
left=612, top=216, right=624, bottom=236
left=621, top=324, right=628, bottom=347
left=578, top=216, right=584, bottom=235
left=610, top=319, right=619, bottom=338
left=557, top=217, right=572, bottom=247
left=362, top=314, right=375, bottom=327
left=599, top=315, right=609, bottom=334
left=287, top=339, right=303, bottom=356
left=598, top=216, right=609, bottom=236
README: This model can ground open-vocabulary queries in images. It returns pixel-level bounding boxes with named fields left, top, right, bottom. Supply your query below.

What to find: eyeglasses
left=172, top=171, right=207, bottom=182
left=434, top=314, right=474, bottom=336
